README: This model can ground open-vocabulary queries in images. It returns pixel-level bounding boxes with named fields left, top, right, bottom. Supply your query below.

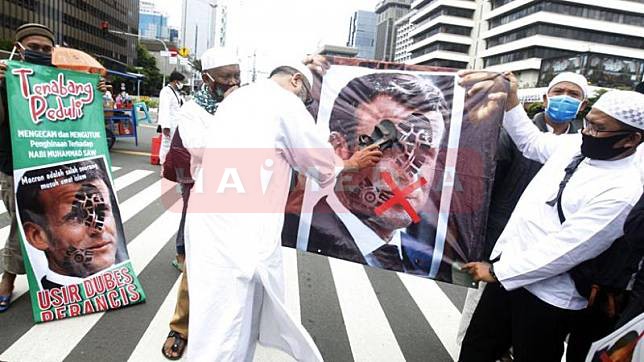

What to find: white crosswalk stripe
left=0, top=164, right=466, bottom=362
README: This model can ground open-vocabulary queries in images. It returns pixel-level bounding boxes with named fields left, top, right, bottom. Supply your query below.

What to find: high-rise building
left=180, top=0, right=231, bottom=58
left=481, top=0, right=644, bottom=88
left=0, top=0, right=139, bottom=69
left=347, top=10, right=378, bottom=59
left=181, top=0, right=215, bottom=59
left=399, top=0, right=644, bottom=88
left=393, top=10, right=416, bottom=62
left=139, top=0, right=169, bottom=41
left=407, top=0, right=479, bottom=69
left=374, top=0, right=412, bottom=61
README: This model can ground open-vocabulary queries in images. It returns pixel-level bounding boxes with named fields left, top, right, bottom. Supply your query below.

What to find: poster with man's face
left=282, top=58, right=504, bottom=287
left=5, top=60, right=145, bottom=323
left=15, top=157, right=128, bottom=288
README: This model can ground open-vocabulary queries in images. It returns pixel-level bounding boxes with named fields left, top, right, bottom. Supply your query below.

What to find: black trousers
left=460, top=283, right=579, bottom=362
left=175, top=183, right=193, bottom=255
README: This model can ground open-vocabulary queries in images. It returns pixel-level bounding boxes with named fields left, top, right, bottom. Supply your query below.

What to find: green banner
left=5, top=60, right=146, bottom=323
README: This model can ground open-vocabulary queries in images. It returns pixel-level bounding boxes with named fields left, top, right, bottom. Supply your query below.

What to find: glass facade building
left=0, top=0, right=139, bottom=69
left=348, top=10, right=378, bottom=60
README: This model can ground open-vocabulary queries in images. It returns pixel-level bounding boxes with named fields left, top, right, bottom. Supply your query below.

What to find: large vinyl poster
left=282, top=58, right=505, bottom=287
left=5, top=60, right=145, bottom=322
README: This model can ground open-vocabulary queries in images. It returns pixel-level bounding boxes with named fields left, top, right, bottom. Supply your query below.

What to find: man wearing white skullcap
left=456, top=72, right=590, bottom=350
left=161, top=47, right=241, bottom=360
left=183, top=59, right=382, bottom=360
left=459, top=74, right=644, bottom=361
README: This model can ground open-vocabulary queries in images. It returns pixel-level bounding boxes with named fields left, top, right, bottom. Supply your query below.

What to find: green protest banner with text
left=5, top=60, right=145, bottom=323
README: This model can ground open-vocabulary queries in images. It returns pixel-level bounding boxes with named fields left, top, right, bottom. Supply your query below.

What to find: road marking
left=0, top=200, right=6, bottom=214
left=127, top=275, right=183, bottom=362
left=398, top=273, right=462, bottom=361
left=118, top=180, right=165, bottom=221
left=0, top=202, right=182, bottom=362
left=114, top=170, right=154, bottom=191
left=111, top=166, right=122, bottom=172
left=329, top=258, right=406, bottom=362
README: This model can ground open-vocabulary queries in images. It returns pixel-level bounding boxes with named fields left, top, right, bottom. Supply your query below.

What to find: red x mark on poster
left=374, top=171, right=428, bottom=223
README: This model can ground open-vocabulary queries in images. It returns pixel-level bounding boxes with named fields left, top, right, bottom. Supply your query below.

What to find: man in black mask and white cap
left=457, top=70, right=644, bottom=362
left=0, top=23, right=57, bottom=313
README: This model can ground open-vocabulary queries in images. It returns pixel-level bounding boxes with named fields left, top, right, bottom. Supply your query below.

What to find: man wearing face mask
left=161, top=48, right=241, bottom=360
left=456, top=73, right=588, bottom=348
left=458, top=70, right=644, bottom=361
left=158, top=71, right=185, bottom=167
left=0, top=23, right=56, bottom=313
left=182, top=61, right=381, bottom=360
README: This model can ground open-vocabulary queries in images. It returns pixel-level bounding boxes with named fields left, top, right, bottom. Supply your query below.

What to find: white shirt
left=637, top=147, right=644, bottom=183
left=325, top=192, right=404, bottom=266
left=158, top=85, right=183, bottom=132
left=491, top=105, right=643, bottom=310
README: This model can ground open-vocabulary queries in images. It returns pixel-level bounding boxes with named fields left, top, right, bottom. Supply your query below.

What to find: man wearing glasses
left=458, top=70, right=644, bottom=362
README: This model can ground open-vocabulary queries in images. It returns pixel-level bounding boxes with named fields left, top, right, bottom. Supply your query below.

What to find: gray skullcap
left=592, top=90, right=644, bottom=130
left=15, top=23, right=55, bottom=44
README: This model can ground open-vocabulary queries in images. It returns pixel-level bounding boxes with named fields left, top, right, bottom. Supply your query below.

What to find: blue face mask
left=545, top=95, right=582, bottom=123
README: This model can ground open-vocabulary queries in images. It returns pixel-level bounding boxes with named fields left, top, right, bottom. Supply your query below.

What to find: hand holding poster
left=282, top=57, right=507, bottom=287
left=586, top=313, right=643, bottom=362
left=5, top=60, right=145, bottom=322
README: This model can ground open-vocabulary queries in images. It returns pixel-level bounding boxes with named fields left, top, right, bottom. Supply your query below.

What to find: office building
left=374, top=0, right=412, bottom=61
left=394, top=10, right=416, bottom=62
left=0, top=0, right=139, bottom=69
left=481, top=0, right=644, bottom=88
left=139, top=0, right=169, bottom=40
left=348, top=10, right=378, bottom=59
left=407, top=0, right=480, bottom=69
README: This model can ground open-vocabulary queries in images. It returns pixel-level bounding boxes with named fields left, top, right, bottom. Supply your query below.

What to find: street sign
left=160, top=51, right=171, bottom=57
left=179, top=58, right=190, bottom=66
left=178, top=47, right=190, bottom=57
left=169, top=57, right=178, bottom=65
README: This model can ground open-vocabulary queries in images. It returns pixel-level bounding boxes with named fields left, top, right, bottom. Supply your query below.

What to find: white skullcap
left=593, top=90, right=644, bottom=130
left=200, top=47, right=239, bottom=71
left=548, top=72, right=589, bottom=99
left=267, top=57, right=314, bottom=87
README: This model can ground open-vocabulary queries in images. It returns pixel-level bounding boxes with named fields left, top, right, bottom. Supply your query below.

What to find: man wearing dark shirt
left=0, top=23, right=57, bottom=313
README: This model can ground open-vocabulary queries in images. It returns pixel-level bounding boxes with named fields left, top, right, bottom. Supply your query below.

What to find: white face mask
left=176, top=82, right=184, bottom=90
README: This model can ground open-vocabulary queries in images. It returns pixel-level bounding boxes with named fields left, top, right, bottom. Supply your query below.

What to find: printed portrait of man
left=295, top=72, right=452, bottom=275
left=16, top=159, right=127, bottom=289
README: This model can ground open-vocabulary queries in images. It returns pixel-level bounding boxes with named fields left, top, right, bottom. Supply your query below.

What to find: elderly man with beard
left=162, top=47, right=241, bottom=360
left=300, top=72, right=448, bottom=274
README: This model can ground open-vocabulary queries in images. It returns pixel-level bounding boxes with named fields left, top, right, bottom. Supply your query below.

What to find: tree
left=135, top=44, right=163, bottom=96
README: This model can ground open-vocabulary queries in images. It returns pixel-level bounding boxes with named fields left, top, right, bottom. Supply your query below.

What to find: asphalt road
left=0, top=150, right=468, bottom=362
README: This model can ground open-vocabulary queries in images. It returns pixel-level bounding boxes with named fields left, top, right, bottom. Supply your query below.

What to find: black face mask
left=580, top=133, right=632, bottom=160
left=214, top=83, right=239, bottom=100
left=23, top=49, right=52, bottom=66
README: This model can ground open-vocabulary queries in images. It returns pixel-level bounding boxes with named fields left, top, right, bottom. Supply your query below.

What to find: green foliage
left=526, top=102, right=544, bottom=119
left=135, top=44, right=163, bottom=96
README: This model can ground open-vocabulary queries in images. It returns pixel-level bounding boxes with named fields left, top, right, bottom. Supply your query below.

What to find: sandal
left=171, top=260, right=184, bottom=272
left=0, top=294, right=11, bottom=313
left=162, top=330, right=187, bottom=360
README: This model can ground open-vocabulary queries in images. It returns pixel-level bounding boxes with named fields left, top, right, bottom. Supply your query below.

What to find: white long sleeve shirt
left=157, top=85, right=182, bottom=132
left=491, top=105, right=643, bottom=310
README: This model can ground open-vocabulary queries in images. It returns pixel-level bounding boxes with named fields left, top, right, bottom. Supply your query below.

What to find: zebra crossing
left=0, top=155, right=467, bottom=362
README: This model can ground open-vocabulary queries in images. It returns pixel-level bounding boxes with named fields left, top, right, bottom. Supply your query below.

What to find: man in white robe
left=184, top=63, right=382, bottom=361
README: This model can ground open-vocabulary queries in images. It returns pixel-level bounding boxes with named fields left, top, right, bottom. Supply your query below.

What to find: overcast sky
left=153, top=0, right=380, bottom=73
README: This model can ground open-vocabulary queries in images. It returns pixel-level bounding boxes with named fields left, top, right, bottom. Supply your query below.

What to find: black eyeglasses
left=583, top=117, right=634, bottom=137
